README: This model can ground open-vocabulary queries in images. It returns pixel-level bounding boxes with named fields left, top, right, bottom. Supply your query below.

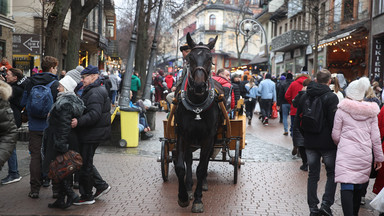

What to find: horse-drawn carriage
left=160, top=98, right=246, bottom=184
left=158, top=33, right=246, bottom=213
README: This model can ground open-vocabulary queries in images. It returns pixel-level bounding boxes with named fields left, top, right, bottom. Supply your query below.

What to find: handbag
left=271, top=102, right=278, bottom=119
left=48, top=150, right=83, bottom=183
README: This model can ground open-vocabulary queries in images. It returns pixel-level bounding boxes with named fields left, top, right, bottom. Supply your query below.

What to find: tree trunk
left=45, top=0, right=72, bottom=71
left=135, top=0, right=152, bottom=95
left=65, top=0, right=99, bottom=71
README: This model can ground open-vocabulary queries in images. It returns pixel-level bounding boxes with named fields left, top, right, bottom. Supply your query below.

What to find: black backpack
left=300, top=92, right=330, bottom=133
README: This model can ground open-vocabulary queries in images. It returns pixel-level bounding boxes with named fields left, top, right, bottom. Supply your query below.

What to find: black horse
left=174, top=33, right=223, bottom=213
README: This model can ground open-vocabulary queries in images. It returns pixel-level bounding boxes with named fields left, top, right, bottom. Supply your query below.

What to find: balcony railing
left=271, top=30, right=309, bottom=52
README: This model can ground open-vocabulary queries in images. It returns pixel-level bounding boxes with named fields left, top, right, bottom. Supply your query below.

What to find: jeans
left=111, top=90, right=117, bottom=104
left=7, top=149, right=19, bottom=176
left=29, top=131, right=43, bottom=193
left=259, top=99, right=272, bottom=119
left=290, top=115, right=295, bottom=136
left=306, top=148, right=337, bottom=211
left=281, top=104, right=290, bottom=133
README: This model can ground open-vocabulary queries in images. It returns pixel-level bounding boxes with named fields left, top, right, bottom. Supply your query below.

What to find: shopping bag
left=370, top=187, right=384, bottom=212
left=271, top=102, right=278, bottom=119
left=254, top=102, right=260, bottom=113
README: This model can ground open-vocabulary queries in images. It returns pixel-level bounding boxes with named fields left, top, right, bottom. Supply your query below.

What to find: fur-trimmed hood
left=338, top=98, right=380, bottom=121
left=53, top=92, right=85, bottom=118
left=0, top=80, right=12, bottom=101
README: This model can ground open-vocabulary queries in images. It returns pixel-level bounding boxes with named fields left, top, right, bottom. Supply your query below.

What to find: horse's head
left=186, top=33, right=218, bottom=96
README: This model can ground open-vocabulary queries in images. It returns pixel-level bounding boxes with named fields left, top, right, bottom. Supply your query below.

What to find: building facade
left=160, top=0, right=263, bottom=73
left=0, top=0, right=15, bottom=64
left=12, top=0, right=116, bottom=74
left=370, top=0, right=384, bottom=85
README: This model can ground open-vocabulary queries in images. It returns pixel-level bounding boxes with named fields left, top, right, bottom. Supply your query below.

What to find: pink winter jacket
left=332, top=99, right=384, bottom=184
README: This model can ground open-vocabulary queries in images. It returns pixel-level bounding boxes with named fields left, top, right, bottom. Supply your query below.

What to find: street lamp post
left=239, top=18, right=270, bottom=73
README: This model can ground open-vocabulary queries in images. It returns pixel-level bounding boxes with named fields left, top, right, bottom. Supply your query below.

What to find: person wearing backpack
left=295, top=69, right=339, bottom=216
left=332, top=77, right=384, bottom=215
left=24, top=56, right=60, bottom=199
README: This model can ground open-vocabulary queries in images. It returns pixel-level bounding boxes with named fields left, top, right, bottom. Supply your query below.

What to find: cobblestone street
left=0, top=111, right=380, bottom=215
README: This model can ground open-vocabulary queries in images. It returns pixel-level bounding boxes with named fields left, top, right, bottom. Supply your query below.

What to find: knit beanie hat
left=66, top=66, right=84, bottom=84
left=346, top=77, right=371, bottom=101
left=59, top=76, right=77, bottom=92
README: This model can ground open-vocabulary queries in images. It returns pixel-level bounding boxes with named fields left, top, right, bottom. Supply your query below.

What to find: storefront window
left=285, top=61, right=293, bottom=73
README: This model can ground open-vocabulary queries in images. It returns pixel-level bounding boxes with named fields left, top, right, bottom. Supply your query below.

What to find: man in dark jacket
left=71, top=65, right=111, bottom=205
left=295, top=69, right=339, bottom=216
left=231, top=74, right=241, bottom=106
left=1, top=68, right=29, bottom=185
left=24, top=56, right=60, bottom=198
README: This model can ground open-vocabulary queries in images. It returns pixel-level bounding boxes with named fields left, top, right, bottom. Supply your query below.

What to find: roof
left=248, top=54, right=268, bottom=65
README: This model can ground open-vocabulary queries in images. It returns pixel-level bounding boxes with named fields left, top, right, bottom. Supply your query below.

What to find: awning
left=319, top=20, right=368, bottom=44
left=248, top=55, right=268, bottom=65
left=319, top=29, right=355, bottom=45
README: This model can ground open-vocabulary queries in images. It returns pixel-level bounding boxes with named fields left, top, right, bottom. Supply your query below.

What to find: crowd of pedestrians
left=3, top=49, right=384, bottom=216
left=0, top=56, right=114, bottom=209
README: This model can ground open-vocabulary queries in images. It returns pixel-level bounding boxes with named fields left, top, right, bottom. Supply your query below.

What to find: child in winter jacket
left=332, top=77, right=384, bottom=215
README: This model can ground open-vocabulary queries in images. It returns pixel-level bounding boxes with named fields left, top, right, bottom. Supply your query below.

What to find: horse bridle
left=187, top=45, right=212, bottom=90
left=181, top=45, right=215, bottom=120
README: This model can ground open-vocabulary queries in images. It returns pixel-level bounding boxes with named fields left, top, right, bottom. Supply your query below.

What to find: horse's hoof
left=202, top=182, right=208, bottom=191
left=192, top=202, right=204, bottom=213
left=178, top=199, right=190, bottom=208
left=187, top=191, right=194, bottom=200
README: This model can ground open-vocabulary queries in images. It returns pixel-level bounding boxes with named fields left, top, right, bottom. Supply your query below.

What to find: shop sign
left=306, top=45, right=312, bottom=55
left=12, top=34, right=40, bottom=54
left=275, top=54, right=284, bottom=63
left=371, top=38, right=384, bottom=80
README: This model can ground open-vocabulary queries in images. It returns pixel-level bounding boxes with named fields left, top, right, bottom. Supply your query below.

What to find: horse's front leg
left=185, top=148, right=194, bottom=200
left=175, top=136, right=189, bottom=207
left=192, top=138, right=214, bottom=213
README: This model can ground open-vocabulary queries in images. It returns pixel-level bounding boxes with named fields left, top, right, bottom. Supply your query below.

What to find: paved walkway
left=0, top=111, right=380, bottom=215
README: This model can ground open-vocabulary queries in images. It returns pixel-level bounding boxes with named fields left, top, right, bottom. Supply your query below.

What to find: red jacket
left=212, top=75, right=235, bottom=109
left=0, top=62, right=12, bottom=70
left=285, top=75, right=308, bottom=116
left=164, top=75, right=174, bottom=89
left=373, top=106, right=384, bottom=194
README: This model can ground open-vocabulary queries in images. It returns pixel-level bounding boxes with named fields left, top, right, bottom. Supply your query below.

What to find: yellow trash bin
left=119, top=109, right=139, bottom=147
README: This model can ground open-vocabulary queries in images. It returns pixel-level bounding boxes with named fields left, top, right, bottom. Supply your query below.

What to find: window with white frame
left=209, top=14, right=216, bottom=30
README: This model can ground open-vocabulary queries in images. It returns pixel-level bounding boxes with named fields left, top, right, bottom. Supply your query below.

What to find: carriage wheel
left=161, top=141, right=169, bottom=182
left=233, top=140, right=240, bottom=184
left=238, top=149, right=242, bottom=169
